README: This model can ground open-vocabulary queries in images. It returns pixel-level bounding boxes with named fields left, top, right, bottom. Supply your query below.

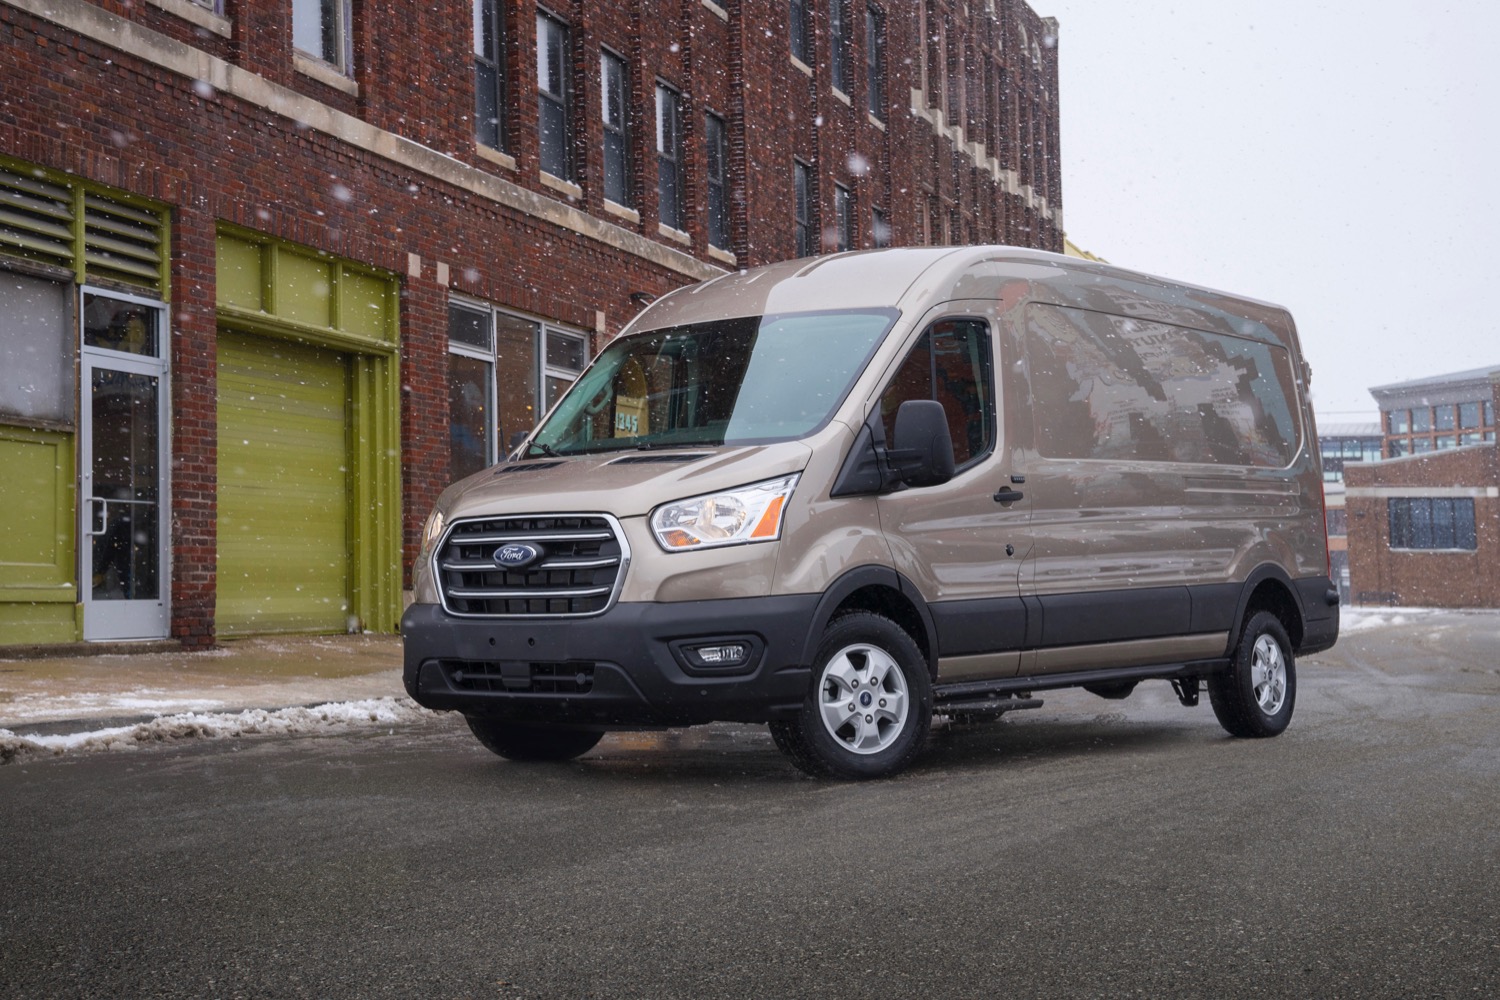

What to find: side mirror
left=889, top=399, right=956, bottom=488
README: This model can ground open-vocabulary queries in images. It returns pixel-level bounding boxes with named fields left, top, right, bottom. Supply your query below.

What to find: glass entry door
left=80, top=290, right=168, bottom=641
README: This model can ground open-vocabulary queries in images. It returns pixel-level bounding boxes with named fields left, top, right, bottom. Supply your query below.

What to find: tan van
left=402, top=247, right=1339, bottom=779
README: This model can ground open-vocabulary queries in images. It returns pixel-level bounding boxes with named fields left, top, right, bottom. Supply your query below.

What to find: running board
left=935, top=695, right=1044, bottom=717
left=933, top=658, right=1229, bottom=703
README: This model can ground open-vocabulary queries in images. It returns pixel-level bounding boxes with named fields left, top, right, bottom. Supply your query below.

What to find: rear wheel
left=770, top=612, right=932, bottom=780
left=1209, top=610, right=1296, bottom=738
left=464, top=716, right=605, bottom=761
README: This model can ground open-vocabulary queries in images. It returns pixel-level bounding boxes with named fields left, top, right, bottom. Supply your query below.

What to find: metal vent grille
left=0, top=168, right=74, bottom=270
left=435, top=514, right=627, bottom=617
left=83, top=193, right=165, bottom=288
left=442, top=660, right=597, bottom=694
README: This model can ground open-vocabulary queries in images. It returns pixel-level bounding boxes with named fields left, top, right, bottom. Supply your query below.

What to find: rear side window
left=1024, top=304, right=1299, bottom=467
left=879, top=318, right=994, bottom=467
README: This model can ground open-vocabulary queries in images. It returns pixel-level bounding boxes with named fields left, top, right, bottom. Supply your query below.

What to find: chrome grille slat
left=435, top=514, right=627, bottom=618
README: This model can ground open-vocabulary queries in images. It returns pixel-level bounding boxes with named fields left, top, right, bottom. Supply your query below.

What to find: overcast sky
left=1039, top=0, right=1497, bottom=421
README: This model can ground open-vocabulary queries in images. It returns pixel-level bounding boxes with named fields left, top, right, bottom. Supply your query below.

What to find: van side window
left=880, top=319, right=994, bottom=467
left=1025, top=304, right=1299, bottom=467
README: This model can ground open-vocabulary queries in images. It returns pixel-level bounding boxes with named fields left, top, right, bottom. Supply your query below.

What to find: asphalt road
left=3, top=611, right=1497, bottom=999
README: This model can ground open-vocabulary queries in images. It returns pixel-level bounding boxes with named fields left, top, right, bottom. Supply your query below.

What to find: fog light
left=690, top=643, right=750, bottom=667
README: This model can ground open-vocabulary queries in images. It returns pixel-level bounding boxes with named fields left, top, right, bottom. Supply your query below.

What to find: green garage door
left=217, top=331, right=351, bottom=635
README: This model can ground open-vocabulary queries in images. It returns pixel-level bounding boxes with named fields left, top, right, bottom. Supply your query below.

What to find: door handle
left=993, top=488, right=1024, bottom=504
left=86, top=497, right=109, bottom=536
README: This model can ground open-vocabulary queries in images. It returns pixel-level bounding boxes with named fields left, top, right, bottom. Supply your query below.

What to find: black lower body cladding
left=400, top=596, right=821, bottom=727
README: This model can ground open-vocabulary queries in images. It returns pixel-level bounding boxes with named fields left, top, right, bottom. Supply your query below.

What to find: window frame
left=601, top=48, right=631, bottom=208
left=790, top=0, right=812, bottom=65
left=834, top=183, right=853, bottom=252
left=705, top=111, right=730, bottom=250
left=1388, top=496, right=1478, bottom=551
left=474, top=0, right=507, bottom=152
left=829, top=0, right=851, bottom=94
left=865, top=4, right=886, bottom=119
left=292, top=0, right=352, bottom=73
left=872, top=205, right=890, bottom=248
left=536, top=10, right=575, bottom=183
left=878, top=316, right=996, bottom=472
left=655, top=82, right=685, bottom=232
left=793, top=160, right=815, bottom=257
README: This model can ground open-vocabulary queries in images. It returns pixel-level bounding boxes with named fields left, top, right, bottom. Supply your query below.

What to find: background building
left=1345, top=368, right=1500, bottom=608
left=1316, top=421, right=1381, bottom=604
left=0, top=0, right=1063, bottom=649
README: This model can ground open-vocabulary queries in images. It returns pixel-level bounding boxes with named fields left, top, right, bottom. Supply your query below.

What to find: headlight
left=419, top=508, right=446, bottom=556
left=650, top=474, right=800, bottom=551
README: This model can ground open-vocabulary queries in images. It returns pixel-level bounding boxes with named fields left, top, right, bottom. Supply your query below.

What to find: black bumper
left=400, top=596, right=820, bottom=727
left=1295, top=575, right=1341, bottom=656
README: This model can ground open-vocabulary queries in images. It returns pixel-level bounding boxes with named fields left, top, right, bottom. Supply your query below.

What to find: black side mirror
left=889, top=399, right=956, bottom=488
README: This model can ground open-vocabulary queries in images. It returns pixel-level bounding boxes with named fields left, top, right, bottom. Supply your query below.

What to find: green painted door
left=217, top=331, right=351, bottom=635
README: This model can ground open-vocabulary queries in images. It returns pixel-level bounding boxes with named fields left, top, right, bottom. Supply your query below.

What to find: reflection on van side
left=402, top=247, right=1339, bottom=779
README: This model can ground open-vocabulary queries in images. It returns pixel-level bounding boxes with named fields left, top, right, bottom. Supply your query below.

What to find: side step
left=934, top=695, right=1044, bottom=719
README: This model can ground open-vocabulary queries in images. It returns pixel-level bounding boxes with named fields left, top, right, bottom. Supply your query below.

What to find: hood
left=441, top=441, right=816, bottom=522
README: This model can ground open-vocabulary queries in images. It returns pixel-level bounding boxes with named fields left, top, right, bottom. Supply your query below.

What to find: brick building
left=0, top=0, right=1064, bottom=648
left=1345, top=372, right=1500, bottom=608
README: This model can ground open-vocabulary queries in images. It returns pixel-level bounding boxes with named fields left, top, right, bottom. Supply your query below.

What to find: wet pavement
left=0, top=634, right=404, bottom=733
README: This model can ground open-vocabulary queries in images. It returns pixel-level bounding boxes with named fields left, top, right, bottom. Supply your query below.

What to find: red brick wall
left=2, top=0, right=1063, bottom=641
left=1345, top=446, right=1500, bottom=608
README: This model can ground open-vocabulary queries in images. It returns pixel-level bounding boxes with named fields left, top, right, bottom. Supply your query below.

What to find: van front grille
left=435, top=515, right=627, bottom=617
left=442, top=660, right=597, bottom=694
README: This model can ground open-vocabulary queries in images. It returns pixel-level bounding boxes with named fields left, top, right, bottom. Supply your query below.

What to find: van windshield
left=527, top=310, right=896, bottom=456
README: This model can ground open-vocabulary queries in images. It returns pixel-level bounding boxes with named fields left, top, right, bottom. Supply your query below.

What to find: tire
left=464, top=716, right=605, bottom=761
left=769, top=611, right=932, bottom=780
left=1208, top=610, right=1296, bottom=738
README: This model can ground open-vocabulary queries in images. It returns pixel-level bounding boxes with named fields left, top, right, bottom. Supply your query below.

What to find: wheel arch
left=1230, top=565, right=1307, bottom=653
left=803, top=566, right=939, bottom=680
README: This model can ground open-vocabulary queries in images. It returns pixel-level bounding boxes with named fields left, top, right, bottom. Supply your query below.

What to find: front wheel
left=464, top=716, right=605, bottom=761
left=770, top=612, right=932, bottom=780
left=1208, top=610, right=1296, bottom=738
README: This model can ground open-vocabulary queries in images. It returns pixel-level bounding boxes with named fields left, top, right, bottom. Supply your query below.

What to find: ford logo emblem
left=494, top=542, right=543, bottom=570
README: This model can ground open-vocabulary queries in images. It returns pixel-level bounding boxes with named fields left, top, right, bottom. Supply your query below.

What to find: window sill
left=540, top=173, right=583, bottom=200
left=701, top=0, right=729, bottom=22
left=148, top=0, right=231, bottom=37
left=293, top=52, right=358, bottom=96
left=790, top=55, right=814, bottom=78
left=868, top=112, right=886, bottom=132
left=707, top=245, right=737, bottom=266
left=604, top=200, right=640, bottom=224
left=657, top=223, right=691, bottom=245
left=475, top=144, right=517, bottom=172
left=831, top=87, right=851, bottom=107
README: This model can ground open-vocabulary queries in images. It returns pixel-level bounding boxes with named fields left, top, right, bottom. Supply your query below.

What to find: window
left=474, top=0, right=506, bottom=151
left=865, top=5, right=886, bottom=119
left=1388, top=497, right=1477, bottom=550
left=705, top=113, right=729, bottom=249
left=447, top=300, right=588, bottom=474
left=1412, top=437, right=1433, bottom=453
left=1436, top=435, right=1457, bottom=450
left=656, top=83, right=683, bottom=231
left=1411, top=407, right=1432, bottom=432
left=829, top=0, right=850, bottom=93
left=601, top=51, right=630, bottom=206
left=872, top=206, right=890, bottom=248
left=1025, top=305, right=1299, bottom=468
left=794, top=160, right=814, bottom=257
left=1485, top=400, right=1494, bottom=426
left=293, top=0, right=349, bottom=71
left=1435, top=404, right=1456, bottom=431
left=790, top=0, right=811, bottom=64
left=834, top=184, right=853, bottom=251
left=1387, top=438, right=1408, bottom=458
left=879, top=318, right=994, bottom=468
left=1325, top=509, right=1348, bottom=536
left=536, top=11, right=573, bottom=182
left=1, top=273, right=71, bottom=425
left=1459, top=401, right=1480, bottom=428
left=1387, top=409, right=1409, bottom=434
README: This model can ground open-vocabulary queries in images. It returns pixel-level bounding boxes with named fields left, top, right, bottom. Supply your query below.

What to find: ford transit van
left=402, top=247, right=1339, bottom=779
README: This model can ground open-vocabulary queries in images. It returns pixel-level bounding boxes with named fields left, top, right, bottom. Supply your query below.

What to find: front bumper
left=400, top=596, right=820, bottom=727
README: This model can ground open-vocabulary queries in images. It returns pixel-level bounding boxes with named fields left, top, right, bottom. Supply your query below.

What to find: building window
left=474, top=0, right=506, bottom=151
left=448, top=300, right=589, bottom=474
left=1411, top=407, right=1432, bottom=433
left=1459, top=401, right=1480, bottom=428
left=537, top=11, right=573, bottom=182
left=656, top=83, right=683, bottom=231
left=790, top=0, right=812, bottom=65
left=834, top=184, right=853, bottom=251
left=601, top=50, right=630, bottom=207
left=1434, top=404, right=1456, bottom=431
left=865, top=5, right=886, bottom=119
left=829, top=0, right=850, bottom=93
left=706, top=112, right=729, bottom=249
left=1486, top=401, right=1495, bottom=426
left=293, top=0, right=350, bottom=71
left=794, top=160, right=814, bottom=257
left=1325, top=508, right=1348, bottom=536
left=872, top=206, right=890, bottom=248
left=1388, top=497, right=1478, bottom=550
left=1386, top=409, right=1409, bottom=434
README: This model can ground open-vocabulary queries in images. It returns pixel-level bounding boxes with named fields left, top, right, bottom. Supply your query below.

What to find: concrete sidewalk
left=0, top=634, right=405, bottom=735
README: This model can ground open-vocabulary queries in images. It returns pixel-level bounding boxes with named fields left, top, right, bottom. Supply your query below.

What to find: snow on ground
left=1338, top=606, right=1449, bottom=634
left=0, top=697, right=435, bottom=765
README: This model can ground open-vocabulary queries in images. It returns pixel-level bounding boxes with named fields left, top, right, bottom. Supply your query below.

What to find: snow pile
left=1339, top=606, right=1444, bottom=634
left=0, top=697, right=435, bottom=765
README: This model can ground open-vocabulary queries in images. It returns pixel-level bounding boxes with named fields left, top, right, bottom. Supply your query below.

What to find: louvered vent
left=83, top=193, right=165, bottom=289
left=0, top=167, right=74, bottom=270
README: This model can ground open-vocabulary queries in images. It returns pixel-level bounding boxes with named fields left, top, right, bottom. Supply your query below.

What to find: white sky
left=1039, top=0, right=1499, bottom=421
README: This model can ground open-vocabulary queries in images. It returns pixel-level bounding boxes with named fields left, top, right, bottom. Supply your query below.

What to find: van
left=402, top=247, right=1339, bottom=779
